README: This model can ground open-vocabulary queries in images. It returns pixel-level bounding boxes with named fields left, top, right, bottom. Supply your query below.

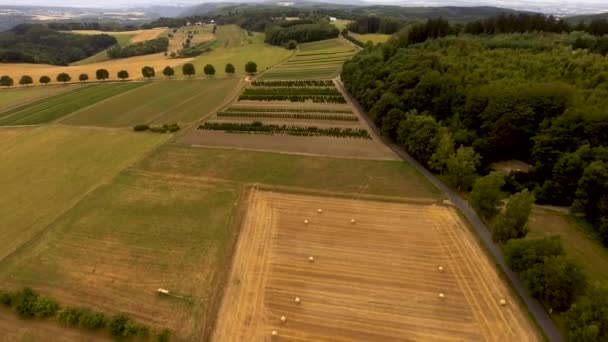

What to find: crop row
left=238, top=94, right=346, bottom=103
left=242, top=87, right=341, bottom=96
left=216, top=111, right=358, bottom=121
left=224, top=107, right=353, bottom=114
left=198, top=122, right=370, bottom=139
left=251, top=80, right=334, bottom=87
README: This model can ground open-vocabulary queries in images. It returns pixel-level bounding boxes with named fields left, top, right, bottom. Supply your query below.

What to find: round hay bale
left=308, top=256, right=315, bottom=263
left=280, top=316, right=286, bottom=323
left=438, top=293, right=445, bottom=299
left=272, top=330, right=278, bottom=337
left=317, top=208, right=323, bottom=213
left=295, top=297, right=301, bottom=304
left=438, top=266, right=444, bottom=272
left=499, top=299, right=507, bottom=306
left=350, top=219, right=356, bottom=224
left=304, top=219, right=309, bottom=225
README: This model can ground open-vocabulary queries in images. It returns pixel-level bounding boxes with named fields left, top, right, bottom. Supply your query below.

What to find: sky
left=1, top=0, right=607, bottom=15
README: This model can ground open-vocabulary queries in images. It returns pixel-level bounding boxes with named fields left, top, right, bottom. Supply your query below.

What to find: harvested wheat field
left=214, top=190, right=538, bottom=342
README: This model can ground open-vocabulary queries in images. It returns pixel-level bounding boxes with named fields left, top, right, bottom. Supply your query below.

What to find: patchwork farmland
left=179, top=79, right=397, bottom=160
left=260, top=39, right=357, bottom=80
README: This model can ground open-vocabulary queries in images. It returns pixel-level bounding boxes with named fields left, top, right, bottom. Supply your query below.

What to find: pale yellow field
left=69, top=28, right=166, bottom=43
left=166, top=26, right=215, bottom=53
left=0, top=53, right=191, bottom=85
left=215, top=190, right=539, bottom=341
left=350, top=32, right=391, bottom=45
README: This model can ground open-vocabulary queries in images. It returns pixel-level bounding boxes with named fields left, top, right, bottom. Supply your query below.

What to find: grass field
left=260, top=39, right=356, bottom=80
left=61, top=78, right=241, bottom=127
left=331, top=19, right=352, bottom=30
left=214, top=190, right=538, bottom=341
left=528, top=208, right=608, bottom=287
left=349, top=32, right=391, bottom=45
left=0, top=126, right=168, bottom=261
left=0, top=82, right=144, bottom=126
left=165, top=25, right=215, bottom=53
left=183, top=25, right=293, bottom=77
left=0, top=84, right=82, bottom=113
left=138, top=145, right=440, bottom=198
left=0, top=170, right=243, bottom=341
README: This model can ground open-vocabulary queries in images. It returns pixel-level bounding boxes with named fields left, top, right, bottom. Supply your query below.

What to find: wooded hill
left=0, top=24, right=117, bottom=65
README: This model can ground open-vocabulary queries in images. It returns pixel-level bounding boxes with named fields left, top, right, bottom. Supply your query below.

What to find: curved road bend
left=335, top=78, right=563, bottom=342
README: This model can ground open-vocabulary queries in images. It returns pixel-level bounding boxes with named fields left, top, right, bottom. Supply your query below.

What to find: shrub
left=33, top=297, right=59, bottom=318
left=0, top=291, right=12, bottom=306
left=133, top=124, right=150, bottom=131
left=13, top=287, right=40, bottom=318
left=58, top=307, right=83, bottom=326
left=79, top=310, right=105, bottom=329
left=157, top=328, right=171, bottom=342
left=109, top=314, right=149, bottom=338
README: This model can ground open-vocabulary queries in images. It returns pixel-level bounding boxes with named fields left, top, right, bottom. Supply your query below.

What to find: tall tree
left=162, top=66, right=174, bottom=78
left=225, top=63, right=235, bottom=75
left=471, top=171, right=505, bottom=220
left=204, top=64, right=215, bottom=76
left=56, top=73, right=71, bottom=84
left=78, top=73, right=89, bottom=82
left=0, top=75, right=14, bottom=88
left=445, top=146, right=481, bottom=191
left=245, top=61, right=257, bottom=74
left=141, top=66, right=155, bottom=79
left=492, top=189, right=535, bottom=243
left=182, top=63, right=196, bottom=77
left=39, top=76, right=51, bottom=85
left=19, top=75, right=33, bottom=86
left=429, top=128, right=455, bottom=174
left=96, top=69, right=109, bottom=81
left=117, top=70, right=129, bottom=80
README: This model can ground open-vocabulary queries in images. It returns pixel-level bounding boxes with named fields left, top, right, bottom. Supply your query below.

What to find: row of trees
left=0, top=61, right=259, bottom=87
left=199, top=122, right=371, bottom=138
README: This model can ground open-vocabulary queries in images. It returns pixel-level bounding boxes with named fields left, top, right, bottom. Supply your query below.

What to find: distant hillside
left=0, top=24, right=117, bottom=65
left=565, top=12, right=608, bottom=24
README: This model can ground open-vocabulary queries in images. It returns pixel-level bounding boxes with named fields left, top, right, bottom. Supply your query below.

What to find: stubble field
left=214, top=190, right=538, bottom=341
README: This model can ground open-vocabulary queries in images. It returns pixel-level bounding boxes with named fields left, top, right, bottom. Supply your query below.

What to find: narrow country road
left=335, top=78, right=564, bottom=342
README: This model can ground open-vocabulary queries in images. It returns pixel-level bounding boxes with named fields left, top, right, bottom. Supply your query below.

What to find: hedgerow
left=239, top=94, right=346, bottom=103
left=251, top=80, right=334, bottom=87
left=217, top=111, right=357, bottom=121
left=199, top=121, right=370, bottom=139
left=224, top=107, right=352, bottom=114
left=133, top=123, right=180, bottom=133
left=0, top=288, right=58, bottom=319
left=242, top=87, right=341, bottom=96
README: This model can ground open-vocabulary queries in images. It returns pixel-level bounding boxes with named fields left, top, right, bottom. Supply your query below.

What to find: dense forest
left=106, top=37, right=168, bottom=59
left=0, top=24, right=117, bottom=65
left=346, top=16, right=404, bottom=34
left=265, top=20, right=339, bottom=46
left=342, top=14, right=608, bottom=340
left=47, top=22, right=139, bottom=32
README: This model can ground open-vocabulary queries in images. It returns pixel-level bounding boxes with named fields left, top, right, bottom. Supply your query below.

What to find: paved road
left=335, top=78, right=563, bottom=342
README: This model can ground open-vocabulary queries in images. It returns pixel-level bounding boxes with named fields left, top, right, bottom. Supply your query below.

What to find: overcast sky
left=1, top=0, right=607, bottom=14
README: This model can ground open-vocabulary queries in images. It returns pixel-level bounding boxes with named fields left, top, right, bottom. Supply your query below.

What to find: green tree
left=523, top=255, right=586, bottom=311
left=245, top=61, right=257, bottom=74
left=574, top=161, right=608, bottom=223
left=78, top=73, right=89, bottom=82
left=204, top=64, right=216, bottom=76
left=445, top=146, right=481, bottom=191
left=471, top=171, right=505, bottom=220
left=56, top=73, right=71, bottom=83
left=380, top=107, right=405, bottom=138
left=225, top=63, right=235, bottom=75
left=162, top=66, right=174, bottom=78
left=492, top=189, right=535, bottom=243
left=182, top=63, right=196, bottom=77
left=429, top=128, right=455, bottom=174
left=117, top=70, right=129, bottom=80
left=0, top=75, right=14, bottom=87
left=396, top=110, right=440, bottom=163
left=503, top=236, right=564, bottom=272
left=39, top=75, right=51, bottom=85
left=565, top=287, right=608, bottom=341
left=19, top=75, right=33, bottom=86
left=141, top=66, right=155, bottom=79
left=96, top=69, right=109, bottom=81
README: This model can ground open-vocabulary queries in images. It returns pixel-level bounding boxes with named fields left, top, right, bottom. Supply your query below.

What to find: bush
left=13, top=288, right=40, bottom=318
left=33, top=297, right=59, bottom=318
left=79, top=310, right=105, bottom=329
left=0, top=291, right=12, bottom=306
left=107, top=37, right=168, bottom=59
left=109, top=314, right=149, bottom=338
left=503, top=236, right=564, bottom=272
left=157, top=328, right=171, bottom=342
left=133, top=124, right=150, bottom=131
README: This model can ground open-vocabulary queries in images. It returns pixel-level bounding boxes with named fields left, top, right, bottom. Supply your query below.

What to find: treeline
left=199, top=122, right=370, bottom=139
left=342, top=31, right=608, bottom=339
left=107, top=37, right=168, bottom=59
left=265, top=22, right=339, bottom=47
left=464, top=13, right=570, bottom=34
left=0, top=24, right=117, bottom=65
left=346, top=16, right=404, bottom=34
left=47, top=22, right=138, bottom=32
left=0, top=287, right=170, bottom=340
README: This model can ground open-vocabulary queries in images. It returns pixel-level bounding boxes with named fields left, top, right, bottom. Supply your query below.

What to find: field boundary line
left=0, top=84, right=88, bottom=115
left=336, top=77, right=562, bottom=342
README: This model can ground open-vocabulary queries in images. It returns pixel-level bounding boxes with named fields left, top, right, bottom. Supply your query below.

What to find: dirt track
left=213, top=190, right=538, bottom=342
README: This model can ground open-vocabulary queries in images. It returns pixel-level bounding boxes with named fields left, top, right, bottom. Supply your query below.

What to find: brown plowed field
left=214, top=190, right=538, bottom=342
